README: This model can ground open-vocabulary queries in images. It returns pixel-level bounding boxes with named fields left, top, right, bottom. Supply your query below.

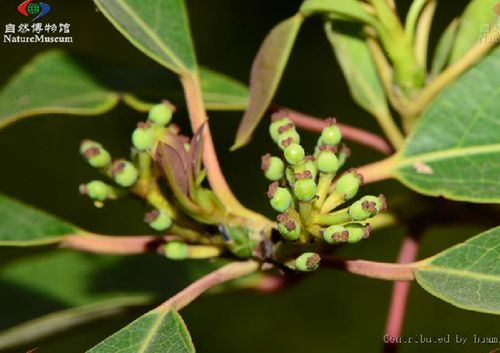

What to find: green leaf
left=0, top=50, right=119, bottom=129
left=199, top=68, right=249, bottom=110
left=0, top=193, right=81, bottom=246
left=93, top=0, right=196, bottom=74
left=393, top=48, right=500, bottom=203
left=416, top=226, right=500, bottom=315
left=324, top=20, right=391, bottom=123
left=430, top=18, right=460, bottom=77
left=449, top=0, right=499, bottom=64
left=232, top=14, right=303, bottom=150
left=0, top=296, right=152, bottom=351
left=86, top=309, right=194, bottom=353
left=0, top=50, right=250, bottom=128
left=300, top=0, right=375, bottom=25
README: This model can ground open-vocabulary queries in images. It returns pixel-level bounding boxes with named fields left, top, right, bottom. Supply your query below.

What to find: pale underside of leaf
left=93, top=0, right=196, bottom=74
left=324, top=20, right=390, bottom=120
left=416, top=226, right=500, bottom=315
left=232, top=14, right=303, bottom=150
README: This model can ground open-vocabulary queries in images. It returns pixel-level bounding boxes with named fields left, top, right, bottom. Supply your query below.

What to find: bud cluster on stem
left=262, top=112, right=388, bottom=272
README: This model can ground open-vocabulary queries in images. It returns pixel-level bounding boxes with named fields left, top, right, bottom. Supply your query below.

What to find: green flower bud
left=321, top=124, right=342, bottom=146
left=284, top=143, right=305, bottom=165
left=293, top=178, right=317, bottom=202
left=79, top=180, right=110, bottom=201
left=112, top=160, right=138, bottom=187
left=304, top=157, right=318, bottom=180
left=345, top=223, right=371, bottom=243
left=80, top=140, right=111, bottom=168
left=278, top=129, right=301, bottom=150
left=334, top=170, right=363, bottom=200
left=131, top=122, right=154, bottom=151
left=164, top=241, right=188, bottom=260
left=148, top=101, right=174, bottom=126
left=323, top=224, right=349, bottom=244
left=268, top=182, right=292, bottom=212
left=317, top=150, right=339, bottom=173
left=348, top=194, right=386, bottom=221
left=295, top=252, right=321, bottom=272
left=261, top=154, right=285, bottom=181
left=277, top=213, right=301, bottom=241
left=144, top=209, right=173, bottom=231
left=269, top=116, right=292, bottom=142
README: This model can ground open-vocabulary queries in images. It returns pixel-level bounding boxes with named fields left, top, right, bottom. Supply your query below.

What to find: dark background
left=0, top=0, right=499, bottom=352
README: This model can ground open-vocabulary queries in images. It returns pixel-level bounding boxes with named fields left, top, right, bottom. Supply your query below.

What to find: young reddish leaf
left=189, top=123, right=205, bottom=183
left=232, top=14, right=304, bottom=150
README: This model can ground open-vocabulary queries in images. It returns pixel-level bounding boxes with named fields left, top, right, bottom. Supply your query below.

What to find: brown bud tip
left=137, top=121, right=151, bottom=129
left=340, top=143, right=351, bottom=157
left=333, top=230, right=349, bottom=243
left=112, top=160, right=126, bottom=176
left=83, top=147, right=100, bottom=158
left=161, top=99, right=177, bottom=113
left=277, top=123, right=294, bottom=134
left=267, top=182, right=279, bottom=198
left=363, top=224, right=372, bottom=239
left=277, top=213, right=290, bottom=224
left=318, top=145, right=338, bottom=153
left=79, top=184, right=88, bottom=195
left=379, top=194, right=387, bottom=212
left=280, top=136, right=293, bottom=148
left=325, top=117, right=337, bottom=126
left=362, top=200, right=378, bottom=213
left=306, top=253, right=321, bottom=268
left=144, top=210, right=160, bottom=223
left=168, top=123, right=181, bottom=134
left=261, top=153, right=271, bottom=171
left=349, top=168, right=364, bottom=185
left=294, top=170, right=312, bottom=180
left=304, top=155, right=315, bottom=162
left=285, top=219, right=297, bottom=231
left=271, top=109, right=289, bottom=121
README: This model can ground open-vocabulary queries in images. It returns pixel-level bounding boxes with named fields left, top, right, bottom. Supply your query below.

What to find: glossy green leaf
left=0, top=50, right=250, bottom=128
left=300, top=0, right=375, bottom=25
left=416, top=226, right=500, bottom=315
left=232, top=14, right=303, bottom=150
left=324, top=20, right=391, bottom=123
left=0, top=193, right=81, bottom=246
left=0, top=50, right=119, bottom=129
left=449, top=0, right=499, bottom=63
left=0, top=296, right=151, bottom=351
left=93, top=0, right=196, bottom=74
left=393, top=48, right=500, bottom=203
left=199, top=68, right=248, bottom=110
left=86, top=309, right=194, bottom=353
left=430, top=18, right=460, bottom=77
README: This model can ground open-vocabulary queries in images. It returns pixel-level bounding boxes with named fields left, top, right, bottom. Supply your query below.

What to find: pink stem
left=274, top=107, right=393, bottom=155
left=383, top=235, right=419, bottom=353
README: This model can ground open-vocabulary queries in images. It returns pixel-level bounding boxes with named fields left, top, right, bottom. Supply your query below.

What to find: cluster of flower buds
left=79, top=101, right=176, bottom=232
left=262, top=112, right=387, bottom=272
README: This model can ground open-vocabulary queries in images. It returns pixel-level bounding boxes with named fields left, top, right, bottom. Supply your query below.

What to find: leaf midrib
left=397, top=143, right=500, bottom=167
left=419, top=265, right=500, bottom=282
